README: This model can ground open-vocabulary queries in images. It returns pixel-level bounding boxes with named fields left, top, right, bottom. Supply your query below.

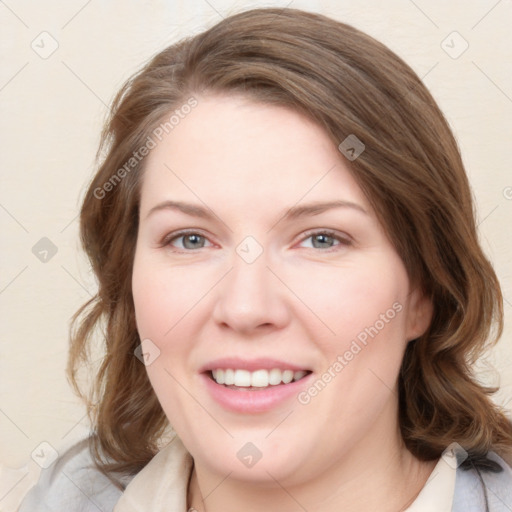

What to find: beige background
left=1, top=0, right=511, bottom=509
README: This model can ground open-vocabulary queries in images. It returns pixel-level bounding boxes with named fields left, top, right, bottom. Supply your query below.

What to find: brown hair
left=68, top=7, right=512, bottom=477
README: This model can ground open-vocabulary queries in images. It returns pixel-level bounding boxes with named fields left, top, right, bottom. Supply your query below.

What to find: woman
left=19, top=7, right=512, bottom=512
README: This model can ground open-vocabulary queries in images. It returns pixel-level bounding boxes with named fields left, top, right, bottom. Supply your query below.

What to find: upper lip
left=199, top=357, right=312, bottom=373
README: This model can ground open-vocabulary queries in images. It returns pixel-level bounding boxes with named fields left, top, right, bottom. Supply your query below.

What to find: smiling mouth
left=207, top=368, right=312, bottom=390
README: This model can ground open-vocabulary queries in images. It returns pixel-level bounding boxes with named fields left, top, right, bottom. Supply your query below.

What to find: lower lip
left=201, top=372, right=313, bottom=413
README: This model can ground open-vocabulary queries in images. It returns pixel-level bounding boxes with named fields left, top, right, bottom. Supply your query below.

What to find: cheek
left=293, top=263, right=409, bottom=429
left=131, top=254, right=216, bottom=411
left=288, top=255, right=409, bottom=347
left=293, top=255, right=411, bottom=415
left=132, top=253, right=212, bottom=342
left=132, top=257, right=202, bottom=425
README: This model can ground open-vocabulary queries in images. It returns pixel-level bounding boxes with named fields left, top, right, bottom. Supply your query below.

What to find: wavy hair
left=68, top=7, right=512, bottom=478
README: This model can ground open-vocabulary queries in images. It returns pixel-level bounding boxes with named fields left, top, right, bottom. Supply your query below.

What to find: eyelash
left=161, top=229, right=352, bottom=253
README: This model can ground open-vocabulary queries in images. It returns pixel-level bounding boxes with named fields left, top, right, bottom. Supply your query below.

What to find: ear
left=405, top=287, right=433, bottom=342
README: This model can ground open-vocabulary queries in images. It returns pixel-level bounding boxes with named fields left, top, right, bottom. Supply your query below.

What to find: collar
left=113, top=436, right=193, bottom=512
left=405, top=452, right=456, bottom=511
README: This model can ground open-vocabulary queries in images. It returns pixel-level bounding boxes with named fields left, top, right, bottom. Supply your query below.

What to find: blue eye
left=165, top=231, right=212, bottom=250
left=162, top=229, right=351, bottom=252
left=298, top=230, right=351, bottom=250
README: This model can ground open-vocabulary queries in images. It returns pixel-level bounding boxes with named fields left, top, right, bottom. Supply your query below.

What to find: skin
left=132, top=93, right=436, bottom=512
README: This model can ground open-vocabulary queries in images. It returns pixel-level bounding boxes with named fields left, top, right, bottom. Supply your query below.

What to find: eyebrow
left=145, top=199, right=368, bottom=222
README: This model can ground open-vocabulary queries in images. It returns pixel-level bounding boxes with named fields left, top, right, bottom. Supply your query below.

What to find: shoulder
left=452, top=450, right=512, bottom=512
left=18, top=438, right=134, bottom=512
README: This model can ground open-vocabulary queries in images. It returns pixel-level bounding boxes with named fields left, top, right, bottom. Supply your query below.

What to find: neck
left=187, top=411, right=437, bottom=512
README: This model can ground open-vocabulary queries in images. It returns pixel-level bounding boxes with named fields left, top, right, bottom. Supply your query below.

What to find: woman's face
left=132, top=93, right=431, bottom=485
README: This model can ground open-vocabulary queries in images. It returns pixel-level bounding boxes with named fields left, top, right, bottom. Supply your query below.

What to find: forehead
left=139, top=93, right=370, bottom=217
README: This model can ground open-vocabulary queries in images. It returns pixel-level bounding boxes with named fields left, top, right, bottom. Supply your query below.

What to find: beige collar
left=114, top=437, right=455, bottom=511
left=405, top=452, right=456, bottom=512
left=113, top=436, right=193, bottom=512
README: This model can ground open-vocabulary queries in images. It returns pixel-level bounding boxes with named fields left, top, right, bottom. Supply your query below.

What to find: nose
left=211, top=248, right=290, bottom=335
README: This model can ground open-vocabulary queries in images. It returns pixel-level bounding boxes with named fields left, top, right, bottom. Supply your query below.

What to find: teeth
left=282, top=370, right=294, bottom=384
left=215, top=369, right=225, bottom=385
left=269, top=368, right=282, bottom=385
left=252, top=369, right=269, bottom=387
left=211, top=368, right=308, bottom=387
left=224, top=369, right=235, bottom=385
